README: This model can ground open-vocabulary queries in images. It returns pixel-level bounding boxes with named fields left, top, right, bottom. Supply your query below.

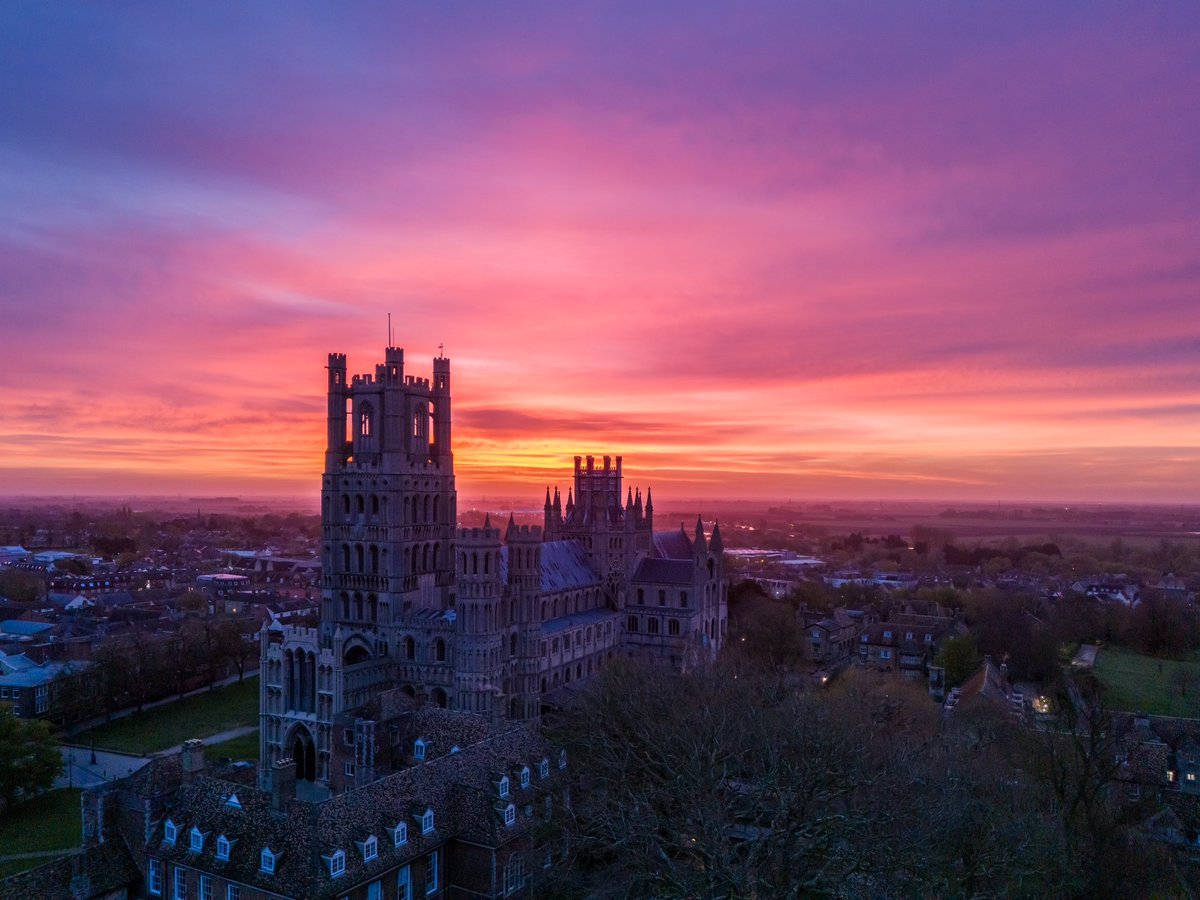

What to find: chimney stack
left=181, top=739, right=205, bottom=783
left=271, top=758, right=297, bottom=813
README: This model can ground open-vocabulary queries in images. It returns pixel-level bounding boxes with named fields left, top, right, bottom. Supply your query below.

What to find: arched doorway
left=287, top=726, right=317, bottom=782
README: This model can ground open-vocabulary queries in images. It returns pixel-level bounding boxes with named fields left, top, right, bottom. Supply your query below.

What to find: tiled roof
left=541, top=608, right=616, bottom=637
left=536, top=541, right=599, bottom=593
left=632, top=557, right=693, bottom=585
left=148, top=728, right=558, bottom=898
left=390, top=707, right=491, bottom=762
left=652, top=529, right=693, bottom=560
left=0, top=840, right=140, bottom=900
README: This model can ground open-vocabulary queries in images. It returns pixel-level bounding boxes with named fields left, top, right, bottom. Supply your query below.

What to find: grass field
left=0, top=788, right=81, bottom=878
left=208, top=729, right=260, bottom=762
left=73, top=676, right=259, bottom=755
left=1094, top=646, right=1200, bottom=717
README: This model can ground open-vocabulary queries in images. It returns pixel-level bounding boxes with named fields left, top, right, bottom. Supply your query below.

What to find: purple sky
left=1, top=2, right=1198, bottom=501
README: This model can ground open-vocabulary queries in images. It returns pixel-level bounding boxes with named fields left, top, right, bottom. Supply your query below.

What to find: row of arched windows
left=338, top=592, right=382, bottom=623
left=340, top=543, right=384, bottom=575
left=542, top=652, right=614, bottom=691
left=400, top=636, right=448, bottom=664
left=628, top=616, right=682, bottom=636
left=333, top=491, right=444, bottom=525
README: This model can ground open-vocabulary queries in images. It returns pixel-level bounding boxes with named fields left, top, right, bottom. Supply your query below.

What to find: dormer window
left=504, top=804, right=516, bottom=827
left=420, top=809, right=434, bottom=834
left=189, top=826, right=205, bottom=852
left=498, top=775, right=509, bottom=798
left=363, top=836, right=378, bottom=862
left=414, top=738, right=426, bottom=761
left=392, top=822, right=408, bottom=847
left=520, top=766, right=530, bottom=788
left=225, top=793, right=242, bottom=809
left=216, top=835, right=234, bottom=861
left=164, top=819, right=177, bottom=845
left=539, top=758, right=550, bottom=779
left=260, top=848, right=276, bottom=874
left=558, top=749, right=567, bottom=770
left=329, top=849, right=346, bottom=878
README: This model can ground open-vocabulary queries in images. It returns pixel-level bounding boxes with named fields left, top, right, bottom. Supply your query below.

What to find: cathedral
left=260, top=346, right=727, bottom=792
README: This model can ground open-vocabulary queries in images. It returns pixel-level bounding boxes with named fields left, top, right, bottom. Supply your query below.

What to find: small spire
left=545, top=487, right=552, bottom=509
left=506, top=513, right=517, bottom=540
left=710, top=520, right=724, bottom=552
left=626, top=487, right=634, bottom=509
left=645, top=487, right=653, bottom=512
left=484, top=513, right=491, bottom=530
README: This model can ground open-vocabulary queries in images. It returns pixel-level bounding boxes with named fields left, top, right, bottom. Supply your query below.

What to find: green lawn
left=0, top=788, right=81, bottom=877
left=1094, top=646, right=1200, bottom=717
left=208, top=729, right=260, bottom=762
left=72, top=676, right=259, bottom=755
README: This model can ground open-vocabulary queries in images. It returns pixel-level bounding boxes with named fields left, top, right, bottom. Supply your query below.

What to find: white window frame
left=520, top=767, right=530, bottom=788
left=199, top=873, right=213, bottom=900
left=190, top=826, right=205, bottom=853
left=148, top=858, right=162, bottom=895
left=216, top=836, right=231, bottom=861
left=363, top=835, right=378, bottom=862
left=260, top=848, right=275, bottom=874
left=498, top=775, right=509, bottom=798
left=396, top=865, right=412, bottom=900
left=367, top=881, right=382, bottom=900
left=421, top=809, right=434, bottom=835
left=393, top=821, right=408, bottom=847
left=345, top=761, right=356, bottom=778
left=226, top=886, right=240, bottom=900
left=173, top=868, right=187, bottom=900
left=425, top=851, right=438, bottom=895
left=413, top=738, right=426, bottom=760
left=539, top=759, right=549, bottom=779
left=164, top=820, right=177, bottom=845
left=504, top=804, right=516, bottom=827
left=330, top=849, right=346, bottom=878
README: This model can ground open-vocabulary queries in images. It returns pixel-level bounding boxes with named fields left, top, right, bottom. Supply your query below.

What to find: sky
left=1, top=2, right=1198, bottom=504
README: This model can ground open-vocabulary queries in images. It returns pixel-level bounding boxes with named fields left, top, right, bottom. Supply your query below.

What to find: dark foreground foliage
left=542, top=661, right=1192, bottom=899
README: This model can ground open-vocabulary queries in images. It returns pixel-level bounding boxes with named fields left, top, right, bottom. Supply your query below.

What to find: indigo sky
left=1, top=3, right=1198, bottom=501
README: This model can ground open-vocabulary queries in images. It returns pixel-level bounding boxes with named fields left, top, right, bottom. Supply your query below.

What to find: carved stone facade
left=261, top=346, right=727, bottom=793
